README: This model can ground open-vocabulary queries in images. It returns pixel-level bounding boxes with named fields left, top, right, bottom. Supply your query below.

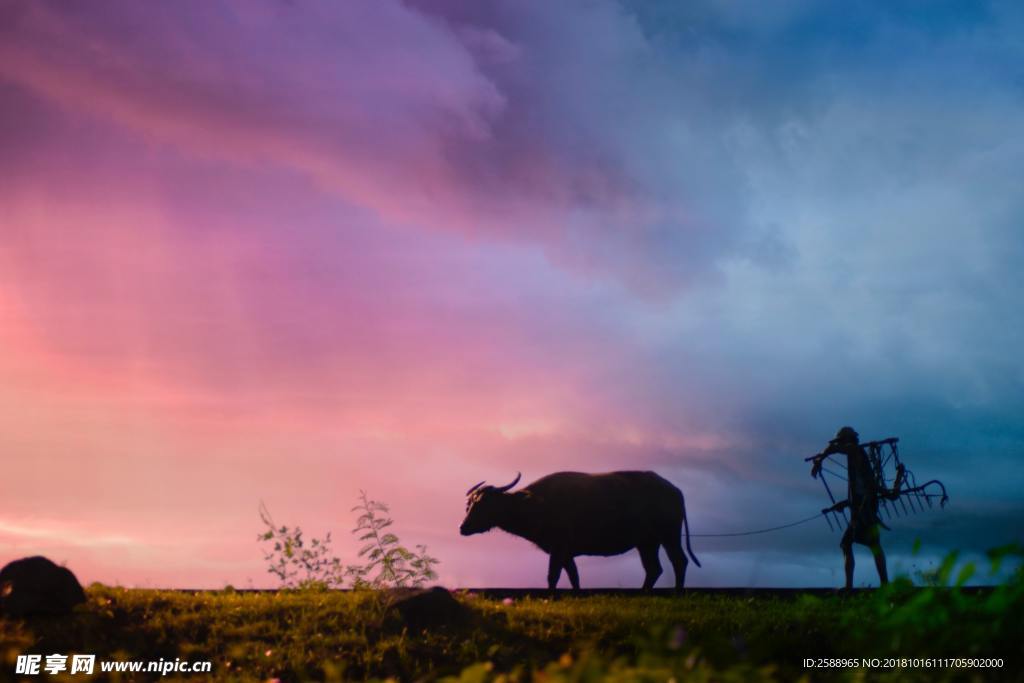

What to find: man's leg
left=840, top=528, right=854, bottom=590
left=869, top=527, right=888, bottom=586
left=870, top=544, right=888, bottom=585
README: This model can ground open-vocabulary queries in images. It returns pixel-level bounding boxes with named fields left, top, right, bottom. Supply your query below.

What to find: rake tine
left=906, top=493, right=918, bottom=514
left=899, top=495, right=910, bottom=515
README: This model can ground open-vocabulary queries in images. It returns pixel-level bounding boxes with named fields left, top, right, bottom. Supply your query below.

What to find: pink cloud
left=0, top=130, right=715, bottom=586
left=0, top=169, right=727, bottom=587
left=0, top=1, right=774, bottom=588
left=0, top=1, right=499, bottom=221
left=0, top=0, right=735, bottom=294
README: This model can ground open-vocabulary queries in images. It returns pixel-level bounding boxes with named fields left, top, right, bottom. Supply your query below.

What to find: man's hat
left=834, top=426, right=859, bottom=443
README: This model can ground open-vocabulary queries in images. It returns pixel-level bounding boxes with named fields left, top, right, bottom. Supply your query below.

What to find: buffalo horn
left=466, top=480, right=486, bottom=496
left=495, top=472, right=521, bottom=492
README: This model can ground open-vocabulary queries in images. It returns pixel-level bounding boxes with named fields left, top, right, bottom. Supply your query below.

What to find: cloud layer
left=1, top=0, right=1021, bottom=588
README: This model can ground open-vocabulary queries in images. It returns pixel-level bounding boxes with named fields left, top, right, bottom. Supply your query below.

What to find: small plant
left=842, top=544, right=1024, bottom=660
left=257, top=502, right=347, bottom=589
left=258, top=493, right=439, bottom=590
left=348, top=490, right=439, bottom=589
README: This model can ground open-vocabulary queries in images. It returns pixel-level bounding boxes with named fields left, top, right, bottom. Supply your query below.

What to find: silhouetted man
left=809, top=426, right=889, bottom=589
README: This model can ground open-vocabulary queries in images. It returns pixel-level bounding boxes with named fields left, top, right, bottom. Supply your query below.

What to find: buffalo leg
left=663, top=538, right=689, bottom=591
left=547, top=554, right=563, bottom=591
left=638, top=544, right=662, bottom=591
left=564, top=557, right=581, bottom=591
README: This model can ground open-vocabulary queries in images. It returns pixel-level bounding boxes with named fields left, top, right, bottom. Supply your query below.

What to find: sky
left=1, top=0, right=1022, bottom=589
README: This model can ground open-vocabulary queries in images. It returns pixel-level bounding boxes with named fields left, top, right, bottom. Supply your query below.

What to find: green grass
left=2, top=572, right=1022, bottom=681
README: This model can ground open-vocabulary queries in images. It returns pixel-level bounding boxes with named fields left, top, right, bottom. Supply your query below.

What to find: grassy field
left=2, top=568, right=1021, bottom=681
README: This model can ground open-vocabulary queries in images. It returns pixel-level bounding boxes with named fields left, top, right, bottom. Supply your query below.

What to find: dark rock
left=389, top=587, right=469, bottom=630
left=0, top=556, right=86, bottom=618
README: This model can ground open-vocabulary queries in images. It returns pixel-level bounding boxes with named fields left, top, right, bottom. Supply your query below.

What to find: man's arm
left=809, top=442, right=842, bottom=478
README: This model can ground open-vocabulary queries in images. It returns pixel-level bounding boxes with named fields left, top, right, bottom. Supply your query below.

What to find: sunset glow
left=2, top=0, right=1022, bottom=589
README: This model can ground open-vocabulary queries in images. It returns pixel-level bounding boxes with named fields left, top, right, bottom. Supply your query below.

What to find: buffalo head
left=459, top=472, right=521, bottom=535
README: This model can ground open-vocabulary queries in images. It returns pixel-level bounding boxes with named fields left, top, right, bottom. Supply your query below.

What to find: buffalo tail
left=682, top=495, right=701, bottom=567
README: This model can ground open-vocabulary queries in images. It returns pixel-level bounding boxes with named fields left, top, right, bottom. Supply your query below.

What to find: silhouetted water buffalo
left=460, top=471, right=700, bottom=590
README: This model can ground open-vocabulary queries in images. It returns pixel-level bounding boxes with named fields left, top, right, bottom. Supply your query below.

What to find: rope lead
left=689, top=513, right=825, bottom=538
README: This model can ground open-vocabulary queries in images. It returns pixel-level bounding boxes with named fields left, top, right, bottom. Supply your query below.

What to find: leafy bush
left=842, top=543, right=1024, bottom=666
left=257, top=502, right=347, bottom=589
left=257, top=492, right=439, bottom=590
left=346, top=490, right=439, bottom=589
